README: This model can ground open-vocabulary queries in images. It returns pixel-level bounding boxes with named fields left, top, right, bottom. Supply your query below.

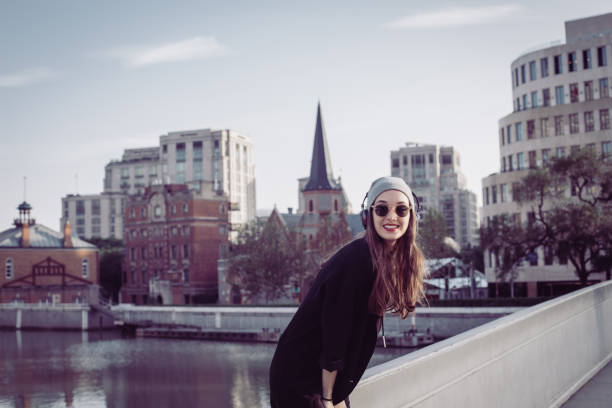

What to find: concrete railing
left=353, top=280, right=612, bottom=408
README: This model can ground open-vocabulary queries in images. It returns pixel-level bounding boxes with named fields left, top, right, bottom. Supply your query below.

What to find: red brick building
left=0, top=202, right=99, bottom=304
left=121, top=184, right=229, bottom=305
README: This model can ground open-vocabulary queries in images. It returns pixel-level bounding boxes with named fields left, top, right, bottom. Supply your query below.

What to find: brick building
left=121, top=184, right=229, bottom=305
left=0, top=202, right=99, bottom=304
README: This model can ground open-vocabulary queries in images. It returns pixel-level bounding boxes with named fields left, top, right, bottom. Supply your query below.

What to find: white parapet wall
left=352, top=280, right=612, bottom=408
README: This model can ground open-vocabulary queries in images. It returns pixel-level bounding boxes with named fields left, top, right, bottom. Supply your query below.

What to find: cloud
left=384, top=4, right=522, bottom=29
left=98, top=36, right=228, bottom=68
left=0, top=67, right=56, bottom=88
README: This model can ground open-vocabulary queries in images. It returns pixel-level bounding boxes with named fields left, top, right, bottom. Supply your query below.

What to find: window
left=544, top=246, right=554, bottom=265
left=542, top=88, right=550, bottom=107
left=515, top=122, right=523, bottom=141
left=514, top=68, right=519, bottom=87
left=540, top=117, right=549, bottom=137
left=520, top=64, right=526, bottom=84
left=527, top=120, right=535, bottom=139
left=529, top=61, right=537, bottom=80
left=76, top=200, right=85, bottom=216
left=141, top=247, right=147, bottom=260
left=540, top=57, right=549, bottom=77
left=522, top=94, right=528, bottom=110
left=531, top=91, right=538, bottom=108
left=82, top=259, right=89, bottom=278
left=5, top=259, right=13, bottom=279
left=402, top=155, right=408, bottom=165
left=135, top=165, right=144, bottom=178
left=554, top=54, right=562, bottom=74
left=555, top=85, right=564, bottom=105
left=171, top=245, right=177, bottom=260
left=182, top=202, right=188, bottom=213
left=171, top=204, right=176, bottom=215
left=193, top=141, right=203, bottom=181
left=554, top=115, right=564, bottom=136
left=569, top=113, right=579, bottom=134
left=506, top=125, right=512, bottom=144
left=569, top=83, right=579, bottom=103
left=308, top=200, right=313, bottom=213
left=517, top=152, right=525, bottom=170
left=392, top=158, right=399, bottom=168
left=500, top=128, right=505, bottom=146
left=120, top=167, right=129, bottom=179
left=511, top=182, right=520, bottom=201
left=528, top=151, right=537, bottom=169
left=603, top=141, right=611, bottom=160
left=508, top=155, right=514, bottom=171
left=129, top=208, right=135, bottom=219
left=568, top=52, right=577, bottom=72
left=584, top=111, right=594, bottom=132
left=541, top=149, right=550, bottom=166
left=484, top=187, right=490, bottom=205
left=140, top=207, right=146, bottom=217
left=585, top=80, right=593, bottom=101
left=92, top=200, right=100, bottom=216
left=502, top=156, right=506, bottom=172
left=557, top=146, right=565, bottom=158
left=583, top=49, right=592, bottom=69
left=599, top=78, right=609, bottom=98
left=171, top=226, right=177, bottom=236
left=500, top=184, right=508, bottom=203
left=597, top=46, right=607, bottom=67
left=183, top=244, right=189, bottom=258
left=491, top=185, right=497, bottom=204
left=600, top=109, right=610, bottom=130
left=515, top=97, right=520, bottom=111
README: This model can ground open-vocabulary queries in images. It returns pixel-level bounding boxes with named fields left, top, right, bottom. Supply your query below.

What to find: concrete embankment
left=112, top=304, right=523, bottom=346
left=0, top=303, right=116, bottom=330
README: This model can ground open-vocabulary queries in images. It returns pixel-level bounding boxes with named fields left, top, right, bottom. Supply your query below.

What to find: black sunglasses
left=371, top=204, right=411, bottom=218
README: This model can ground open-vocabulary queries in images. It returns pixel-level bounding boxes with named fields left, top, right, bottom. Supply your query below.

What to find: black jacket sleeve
left=318, top=258, right=362, bottom=372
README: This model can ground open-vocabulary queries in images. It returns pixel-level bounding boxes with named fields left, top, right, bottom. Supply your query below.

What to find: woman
left=269, top=177, right=426, bottom=408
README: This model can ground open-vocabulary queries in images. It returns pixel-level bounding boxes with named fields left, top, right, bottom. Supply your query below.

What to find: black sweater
left=269, top=237, right=379, bottom=405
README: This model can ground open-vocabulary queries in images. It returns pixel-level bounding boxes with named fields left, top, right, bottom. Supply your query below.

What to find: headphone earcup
left=360, top=209, right=368, bottom=228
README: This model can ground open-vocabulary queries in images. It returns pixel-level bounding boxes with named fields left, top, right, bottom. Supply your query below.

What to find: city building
left=61, top=192, right=124, bottom=240
left=121, top=184, right=229, bottom=305
left=61, top=128, right=255, bottom=241
left=481, top=13, right=612, bottom=297
left=1, top=202, right=99, bottom=304
left=390, top=143, right=479, bottom=249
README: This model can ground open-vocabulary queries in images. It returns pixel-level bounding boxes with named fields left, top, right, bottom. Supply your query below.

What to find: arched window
left=308, top=200, right=314, bottom=213
left=81, top=259, right=89, bottom=278
left=5, top=259, right=13, bottom=279
left=334, top=199, right=338, bottom=212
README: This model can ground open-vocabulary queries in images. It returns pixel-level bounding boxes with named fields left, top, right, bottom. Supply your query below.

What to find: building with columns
left=481, top=13, right=611, bottom=297
left=390, top=142, right=479, bottom=249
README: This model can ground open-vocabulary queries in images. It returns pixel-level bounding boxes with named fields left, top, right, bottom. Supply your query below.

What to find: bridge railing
left=352, top=280, right=612, bottom=408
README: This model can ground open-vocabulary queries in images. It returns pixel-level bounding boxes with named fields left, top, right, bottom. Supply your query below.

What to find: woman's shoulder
left=324, top=237, right=371, bottom=272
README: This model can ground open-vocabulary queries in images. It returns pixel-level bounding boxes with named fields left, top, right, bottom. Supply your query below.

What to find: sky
left=1, top=0, right=611, bottom=230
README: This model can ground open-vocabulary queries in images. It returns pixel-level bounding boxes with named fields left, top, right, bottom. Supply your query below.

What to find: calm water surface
left=0, top=330, right=412, bottom=408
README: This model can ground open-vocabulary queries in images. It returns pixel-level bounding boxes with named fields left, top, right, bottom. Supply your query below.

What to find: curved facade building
left=481, top=13, right=612, bottom=297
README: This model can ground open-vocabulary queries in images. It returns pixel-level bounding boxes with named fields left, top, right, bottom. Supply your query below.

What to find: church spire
left=303, top=102, right=338, bottom=191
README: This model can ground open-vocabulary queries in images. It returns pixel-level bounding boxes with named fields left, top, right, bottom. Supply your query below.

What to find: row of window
left=128, top=202, right=190, bottom=219
left=391, top=153, right=454, bottom=169
left=127, top=266, right=191, bottom=286
left=513, top=78, right=609, bottom=111
left=484, top=141, right=611, bottom=206
left=128, top=224, right=192, bottom=240
left=129, top=243, right=191, bottom=261
left=501, top=109, right=611, bottom=145
left=487, top=243, right=569, bottom=268
left=4, top=259, right=89, bottom=279
left=513, top=45, right=607, bottom=88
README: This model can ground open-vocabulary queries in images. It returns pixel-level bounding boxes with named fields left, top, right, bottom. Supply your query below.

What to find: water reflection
left=0, top=331, right=411, bottom=408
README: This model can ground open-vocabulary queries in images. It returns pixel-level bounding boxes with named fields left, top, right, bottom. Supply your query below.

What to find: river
left=0, top=330, right=413, bottom=408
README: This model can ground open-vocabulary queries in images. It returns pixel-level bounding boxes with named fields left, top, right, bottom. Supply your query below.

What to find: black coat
left=269, top=238, right=379, bottom=407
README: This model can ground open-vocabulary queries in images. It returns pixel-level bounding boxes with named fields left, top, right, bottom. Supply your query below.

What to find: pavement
left=561, top=360, right=612, bottom=407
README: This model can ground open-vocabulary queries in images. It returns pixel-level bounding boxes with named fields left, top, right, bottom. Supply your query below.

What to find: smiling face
left=371, top=189, right=411, bottom=246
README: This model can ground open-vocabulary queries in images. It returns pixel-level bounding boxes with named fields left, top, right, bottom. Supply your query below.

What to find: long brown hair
left=365, top=206, right=426, bottom=319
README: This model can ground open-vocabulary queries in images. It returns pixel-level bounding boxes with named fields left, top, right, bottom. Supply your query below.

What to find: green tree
left=228, top=219, right=308, bottom=303
left=485, top=149, right=611, bottom=288
left=418, top=208, right=455, bottom=259
left=87, top=238, right=124, bottom=302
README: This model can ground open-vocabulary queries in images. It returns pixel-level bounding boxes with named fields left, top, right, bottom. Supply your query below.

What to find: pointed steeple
left=304, top=102, right=338, bottom=191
